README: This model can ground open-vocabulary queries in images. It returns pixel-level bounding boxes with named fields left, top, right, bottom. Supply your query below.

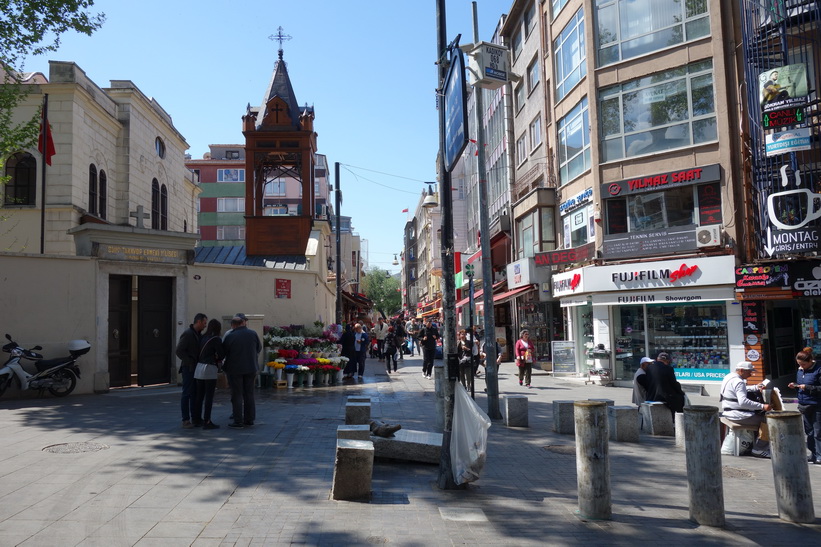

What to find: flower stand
left=274, top=368, right=283, bottom=381
left=286, top=372, right=295, bottom=389
left=306, top=371, right=315, bottom=387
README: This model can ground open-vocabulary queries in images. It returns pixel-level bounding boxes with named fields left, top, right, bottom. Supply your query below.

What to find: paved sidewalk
left=0, top=354, right=819, bottom=546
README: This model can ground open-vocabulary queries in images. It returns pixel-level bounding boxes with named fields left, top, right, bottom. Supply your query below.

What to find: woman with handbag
left=514, top=329, right=534, bottom=388
left=457, top=329, right=474, bottom=389
left=193, top=319, right=224, bottom=430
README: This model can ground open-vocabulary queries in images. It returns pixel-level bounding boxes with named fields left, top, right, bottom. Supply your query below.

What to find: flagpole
left=40, top=93, right=49, bottom=254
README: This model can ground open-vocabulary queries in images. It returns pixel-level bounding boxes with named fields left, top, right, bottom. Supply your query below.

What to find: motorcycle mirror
left=5, top=334, right=10, bottom=341
left=33, top=345, right=43, bottom=350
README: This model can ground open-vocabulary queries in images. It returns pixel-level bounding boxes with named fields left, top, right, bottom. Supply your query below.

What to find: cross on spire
left=268, top=26, right=292, bottom=60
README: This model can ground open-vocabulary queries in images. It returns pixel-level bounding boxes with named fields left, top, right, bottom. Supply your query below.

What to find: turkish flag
left=38, top=118, right=56, bottom=166
left=401, top=208, right=408, bottom=213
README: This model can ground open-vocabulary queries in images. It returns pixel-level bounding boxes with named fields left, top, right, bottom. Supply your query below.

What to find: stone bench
left=719, top=417, right=758, bottom=456
left=371, top=429, right=442, bottom=464
left=553, top=400, right=575, bottom=435
left=640, top=402, right=674, bottom=436
left=502, top=395, right=528, bottom=427
left=331, top=439, right=373, bottom=501
left=337, top=425, right=371, bottom=441
left=608, top=405, right=639, bottom=442
left=345, top=402, right=371, bottom=425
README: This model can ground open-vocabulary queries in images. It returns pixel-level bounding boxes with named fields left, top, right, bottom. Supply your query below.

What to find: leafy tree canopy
left=361, top=267, right=401, bottom=319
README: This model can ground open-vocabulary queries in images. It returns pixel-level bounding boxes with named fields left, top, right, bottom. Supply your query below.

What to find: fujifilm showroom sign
left=585, top=255, right=736, bottom=291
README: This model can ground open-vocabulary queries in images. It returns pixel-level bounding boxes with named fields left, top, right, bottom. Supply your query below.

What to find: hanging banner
left=765, top=128, right=812, bottom=156
left=759, top=63, right=809, bottom=114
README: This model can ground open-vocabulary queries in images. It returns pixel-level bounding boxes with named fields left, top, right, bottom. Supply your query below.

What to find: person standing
left=632, top=357, right=653, bottom=407
left=394, top=320, right=406, bottom=362
left=457, top=329, right=474, bottom=390
left=419, top=319, right=439, bottom=379
left=340, top=324, right=357, bottom=379
left=646, top=352, right=686, bottom=418
left=193, top=319, right=224, bottom=430
left=384, top=326, right=398, bottom=373
left=353, top=323, right=370, bottom=379
left=374, top=318, right=389, bottom=361
left=514, top=330, right=534, bottom=388
left=222, top=315, right=261, bottom=429
left=406, top=317, right=418, bottom=356
left=789, top=347, right=821, bottom=464
left=175, top=312, right=207, bottom=428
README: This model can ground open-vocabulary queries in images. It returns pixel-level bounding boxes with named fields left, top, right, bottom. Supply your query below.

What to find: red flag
left=401, top=208, right=408, bottom=213
left=38, top=118, right=55, bottom=166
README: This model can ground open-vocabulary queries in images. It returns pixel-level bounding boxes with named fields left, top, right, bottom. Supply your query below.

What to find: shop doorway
left=768, top=304, right=801, bottom=382
left=107, top=275, right=174, bottom=387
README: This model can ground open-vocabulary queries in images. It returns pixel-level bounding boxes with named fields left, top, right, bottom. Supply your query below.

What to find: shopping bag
left=450, top=383, right=491, bottom=485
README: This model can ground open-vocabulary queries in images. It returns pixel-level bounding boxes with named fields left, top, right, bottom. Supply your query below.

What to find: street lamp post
left=466, top=262, right=475, bottom=398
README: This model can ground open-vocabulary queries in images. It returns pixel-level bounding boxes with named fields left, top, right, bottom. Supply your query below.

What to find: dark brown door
left=137, top=276, right=173, bottom=386
left=108, top=275, right=132, bottom=388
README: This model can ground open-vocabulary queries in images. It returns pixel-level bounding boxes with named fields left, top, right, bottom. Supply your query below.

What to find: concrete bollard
left=574, top=401, right=611, bottom=520
left=675, top=412, right=685, bottom=449
left=683, top=406, right=724, bottom=527
left=553, top=400, right=576, bottom=435
left=767, top=411, right=815, bottom=523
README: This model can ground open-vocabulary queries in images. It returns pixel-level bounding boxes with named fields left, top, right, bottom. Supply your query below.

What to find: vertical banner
left=275, top=278, right=291, bottom=299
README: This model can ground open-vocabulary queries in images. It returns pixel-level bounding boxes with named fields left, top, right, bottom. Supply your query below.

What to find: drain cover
left=722, top=466, right=755, bottom=479
left=43, top=442, right=109, bottom=454
left=544, top=445, right=576, bottom=455
left=366, top=536, right=389, bottom=544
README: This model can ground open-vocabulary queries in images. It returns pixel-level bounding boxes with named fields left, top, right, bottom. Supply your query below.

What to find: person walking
left=394, top=320, right=407, bottom=362
left=457, top=329, right=474, bottom=390
left=175, top=312, right=207, bottom=428
left=789, top=347, right=821, bottom=464
left=632, top=357, right=653, bottom=406
left=193, top=319, right=224, bottom=430
left=222, top=315, right=261, bottom=429
left=419, top=319, right=439, bottom=379
left=514, top=329, right=534, bottom=388
left=406, top=318, right=418, bottom=356
left=384, top=326, right=398, bottom=374
left=353, top=323, right=370, bottom=379
left=340, top=324, right=357, bottom=379
left=374, top=318, right=389, bottom=361
left=646, top=352, right=686, bottom=418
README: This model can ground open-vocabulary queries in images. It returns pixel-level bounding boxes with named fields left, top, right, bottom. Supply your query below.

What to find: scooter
left=0, top=334, right=90, bottom=398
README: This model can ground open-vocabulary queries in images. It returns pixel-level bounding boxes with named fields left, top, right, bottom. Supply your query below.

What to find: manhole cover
left=366, top=536, right=389, bottom=544
left=43, top=442, right=109, bottom=454
left=544, top=445, right=576, bottom=455
left=722, top=466, right=755, bottom=479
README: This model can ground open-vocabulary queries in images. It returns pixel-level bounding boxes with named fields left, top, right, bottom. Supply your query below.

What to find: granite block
left=371, top=429, right=443, bottom=463
left=345, top=402, right=371, bottom=425
left=608, top=405, right=639, bottom=442
left=331, top=439, right=373, bottom=501
left=347, top=396, right=371, bottom=404
left=589, top=398, right=615, bottom=406
left=337, top=425, right=371, bottom=441
left=553, top=400, right=576, bottom=435
left=502, top=395, right=528, bottom=427
left=640, top=402, right=674, bottom=436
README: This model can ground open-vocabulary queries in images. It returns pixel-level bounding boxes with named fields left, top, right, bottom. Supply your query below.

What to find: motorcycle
left=0, top=334, right=90, bottom=398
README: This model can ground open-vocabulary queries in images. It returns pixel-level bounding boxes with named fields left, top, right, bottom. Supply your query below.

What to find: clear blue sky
left=25, top=0, right=511, bottom=273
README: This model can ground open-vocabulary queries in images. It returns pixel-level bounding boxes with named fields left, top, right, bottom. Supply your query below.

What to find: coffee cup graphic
left=767, top=165, right=819, bottom=230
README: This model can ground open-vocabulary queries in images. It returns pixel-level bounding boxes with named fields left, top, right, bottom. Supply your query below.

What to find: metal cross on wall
left=269, top=26, right=292, bottom=60
left=130, top=205, right=150, bottom=229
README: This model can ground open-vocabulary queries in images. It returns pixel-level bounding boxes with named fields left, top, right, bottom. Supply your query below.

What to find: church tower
left=242, top=30, right=316, bottom=256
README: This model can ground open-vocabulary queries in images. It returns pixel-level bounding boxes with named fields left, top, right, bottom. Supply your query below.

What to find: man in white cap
left=720, top=361, right=771, bottom=456
left=632, top=357, right=653, bottom=406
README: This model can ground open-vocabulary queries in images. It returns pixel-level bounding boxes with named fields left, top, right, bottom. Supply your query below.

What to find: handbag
left=194, top=336, right=219, bottom=380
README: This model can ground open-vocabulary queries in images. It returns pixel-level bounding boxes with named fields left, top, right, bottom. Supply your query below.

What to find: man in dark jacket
left=175, top=312, right=207, bottom=428
left=223, top=316, right=262, bottom=429
left=646, top=352, right=686, bottom=418
left=419, top=319, right=439, bottom=379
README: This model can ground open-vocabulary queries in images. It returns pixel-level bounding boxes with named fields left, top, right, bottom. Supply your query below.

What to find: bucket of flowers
left=284, top=364, right=299, bottom=388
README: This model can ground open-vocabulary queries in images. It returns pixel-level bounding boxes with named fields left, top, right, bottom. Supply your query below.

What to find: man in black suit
left=645, top=352, right=686, bottom=418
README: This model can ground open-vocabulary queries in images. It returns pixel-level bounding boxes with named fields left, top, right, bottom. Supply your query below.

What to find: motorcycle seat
left=34, top=357, right=72, bottom=372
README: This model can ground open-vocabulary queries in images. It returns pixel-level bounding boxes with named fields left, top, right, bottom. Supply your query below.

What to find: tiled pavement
left=1, top=354, right=820, bottom=546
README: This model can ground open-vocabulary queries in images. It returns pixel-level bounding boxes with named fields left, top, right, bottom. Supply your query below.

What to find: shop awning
left=493, top=284, right=535, bottom=304
left=417, top=308, right=440, bottom=319
left=455, top=280, right=506, bottom=308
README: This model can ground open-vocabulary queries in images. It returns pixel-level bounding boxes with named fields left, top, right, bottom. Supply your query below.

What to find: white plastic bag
left=450, top=382, right=492, bottom=485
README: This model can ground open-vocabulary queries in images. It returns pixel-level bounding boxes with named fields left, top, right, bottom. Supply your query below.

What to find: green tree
left=1, top=1, right=105, bottom=171
left=361, top=267, right=401, bottom=319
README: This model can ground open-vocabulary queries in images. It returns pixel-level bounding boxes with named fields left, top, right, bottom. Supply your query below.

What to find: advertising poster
left=759, top=63, right=809, bottom=114
left=275, top=278, right=291, bottom=299
left=551, top=341, right=577, bottom=373
left=697, top=183, right=722, bottom=225
left=765, top=128, right=812, bottom=157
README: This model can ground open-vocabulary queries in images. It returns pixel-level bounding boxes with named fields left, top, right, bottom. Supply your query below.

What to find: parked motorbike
left=0, top=334, right=90, bottom=398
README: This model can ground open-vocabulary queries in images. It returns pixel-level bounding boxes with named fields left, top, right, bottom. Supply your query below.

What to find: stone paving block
left=640, top=402, right=674, bottom=436
left=608, top=405, right=639, bottom=442
left=553, top=400, right=575, bottom=434
left=331, top=439, right=373, bottom=501
left=371, top=429, right=442, bottom=463
left=337, top=424, right=371, bottom=441
left=345, top=402, right=371, bottom=425
left=502, top=395, right=528, bottom=427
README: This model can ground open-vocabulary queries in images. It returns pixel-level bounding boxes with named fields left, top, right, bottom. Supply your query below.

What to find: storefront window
left=647, top=303, right=728, bottom=371
left=519, top=301, right=552, bottom=362
left=613, top=305, right=647, bottom=380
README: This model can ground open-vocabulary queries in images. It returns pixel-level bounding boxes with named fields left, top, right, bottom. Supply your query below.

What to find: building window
left=517, top=212, right=535, bottom=259
left=217, top=197, right=245, bottom=212
left=527, top=56, right=540, bottom=93
left=264, top=205, right=288, bottom=216
left=99, top=170, right=107, bottom=219
left=529, top=115, right=542, bottom=151
left=524, top=1, right=536, bottom=36
left=595, top=0, right=710, bottom=66
left=3, top=152, right=36, bottom=206
left=217, top=225, right=246, bottom=240
left=541, top=207, right=557, bottom=251
left=88, top=164, right=98, bottom=215
left=599, top=60, right=716, bottom=161
left=554, top=8, right=586, bottom=101
left=553, top=0, right=570, bottom=20
left=514, top=82, right=525, bottom=112
left=605, top=182, right=720, bottom=235
left=226, top=150, right=240, bottom=159
left=217, top=168, right=244, bottom=182
left=516, top=133, right=528, bottom=165
left=265, top=179, right=286, bottom=196
left=191, top=169, right=200, bottom=182
left=151, top=179, right=160, bottom=229
left=512, top=29, right=523, bottom=61
left=557, top=97, right=591, bottom=184
left=563, top=204, right=594, bottom=248
left=160, top=184, right=168, bottom=230
left=155, top=137, right=165, bottom=159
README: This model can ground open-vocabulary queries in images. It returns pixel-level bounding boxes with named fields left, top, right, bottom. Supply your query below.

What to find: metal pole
left=574, top=401, right=611, bottom=520
left=683, top=406, right=724, bottom=527
left=471, top=2, right=500, bottom=420
left=335, top=162, right=342, bottom=325
left=39, top=93, right=49, bottom=255
left=468, top=269, right=474, bottom=398
left=435, top=0, right=460, bottom=490
left=767, top=411, right=815, bottom=523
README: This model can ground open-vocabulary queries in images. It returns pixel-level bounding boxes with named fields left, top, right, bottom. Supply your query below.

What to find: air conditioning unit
left=696, top=225, right=722, bottom=248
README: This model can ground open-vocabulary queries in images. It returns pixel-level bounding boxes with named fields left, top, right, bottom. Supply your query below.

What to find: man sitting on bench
left=720, top=361, right=771, bottom=457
